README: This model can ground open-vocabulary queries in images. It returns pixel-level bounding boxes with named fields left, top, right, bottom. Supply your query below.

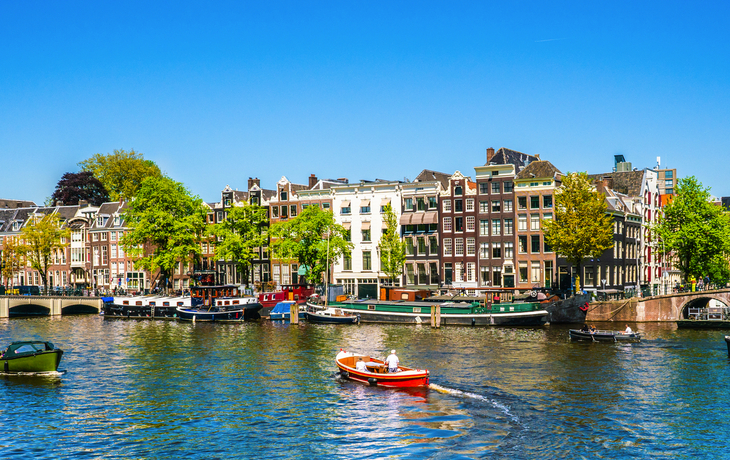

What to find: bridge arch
left=9, top=303, right=51, bottom=317
left=677, top=294, right=729, bottom=320
left=61, top=303, right=100, bottom=315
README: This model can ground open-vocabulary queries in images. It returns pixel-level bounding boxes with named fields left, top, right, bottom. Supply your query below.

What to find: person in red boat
left=385, top=350, right=400, bottom=373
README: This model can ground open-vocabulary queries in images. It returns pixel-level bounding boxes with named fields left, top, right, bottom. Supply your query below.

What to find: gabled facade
left=439, top=171, right=478, bottom=291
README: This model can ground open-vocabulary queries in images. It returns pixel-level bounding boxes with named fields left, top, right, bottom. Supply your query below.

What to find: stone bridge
left=585, top=289, right=730, bottom=322
left=0, top=296, right=103, bottom=318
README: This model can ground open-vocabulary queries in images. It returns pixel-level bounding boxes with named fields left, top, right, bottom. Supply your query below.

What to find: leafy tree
left=542, top=172, right=614, bottom=293
left=50, top=171, right=109, bottom=206
left=79, top=149, right=162, bottom=201
left=1, top=236, right=25, bottom=287
left=378, top=203, right=406, bottom=284
left=270, top=205, right=352, bottom=284
left=19, top=213, right=70, bottom=294
left=208, top=202, right=269, bottom=287
left=120, top=176, right=207, bottom=293
left=652, top=176, right=730, bottom=282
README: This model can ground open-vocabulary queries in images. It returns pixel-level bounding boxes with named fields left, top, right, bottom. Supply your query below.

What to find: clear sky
left=2, top=1, right=729, bottom=205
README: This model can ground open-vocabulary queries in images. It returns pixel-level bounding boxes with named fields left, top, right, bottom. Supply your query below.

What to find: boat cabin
left=192, top=285, right=242, bottom=307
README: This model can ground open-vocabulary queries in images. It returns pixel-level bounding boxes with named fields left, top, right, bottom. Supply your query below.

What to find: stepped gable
left=587, top=170, right=644, bottom=196
left=413, top=169, right=450, bottom=188
left=515, top=160, right=562, bottom=180
left=487, top=147, right=538, bottom=170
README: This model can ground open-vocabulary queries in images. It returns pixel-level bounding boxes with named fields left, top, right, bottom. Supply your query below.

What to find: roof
left=487, top=147, right=538, bottom=171
left=0, top=199, right=36, bottom=209
left=587, top=170, right=645, bottom=196
left=515, top=160, right=562, bottom=180
left=413, top=169, right=450, bottom=189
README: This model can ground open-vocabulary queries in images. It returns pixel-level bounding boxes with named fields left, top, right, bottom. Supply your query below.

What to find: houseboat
left=258, top=284, right=315, bottom=317
left=176, top=284, right=262, bottom=322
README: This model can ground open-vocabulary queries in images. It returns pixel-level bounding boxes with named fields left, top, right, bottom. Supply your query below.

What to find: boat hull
left=176, top=305, right=262, bottom=322
left=336, top=352, right=429, bottom=388
left=309, top=301, right=548, bottom=326
left=2, top=350, right=63, bottom=374
left=103, top=303, right=179, bottom=319
left=569, top=329, right=641, bottom=342
left=307, top=312, right=358, bottom=324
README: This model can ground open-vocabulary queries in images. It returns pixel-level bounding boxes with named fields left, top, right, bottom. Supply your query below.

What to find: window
left=362, top=229, right=371, bottom=242
left=466, top=216, right=475, bottom=231
left=443, top=200, right=451, bottom=212
left=455, top=200, right=463, bottom=212
left=429, top=236, right=438, bottom=255
left=491, top=200, right=501, bottom=213
left=280, top=191, right=287, bottom=201
left=519, top=262, right=528, bottom=283
left=93, top=233, right=99, bottom=242
left=479, top=183, right=489, bottom=194
left=272, top=206, right=279, bottom=218
left=466, top=199, right=474, bottom=212
left=492, top=242, right=502, bottom=259
left=504, top=242, right=514, bottom=259
left=429, top=196, right=437, bottom=209
left=111, top=244, right=117, bottom=259
left=503, top=182, right=514, bottom=193
left=518, top=197, right=527, bottom=210
left=455, top=238, right=464, bottom=256
left=518, top=214, right=527, bottom=231
left=343, top=255, right=352, bottom=271
left=443, top=238, right=453, bottom=256
left=531, top=214, right=540, bottom=231
left=531, top=262, right=541, bottom=283
left=360, top=204, right=371, bottom=214
left=341, top=205, right=351, bottom=215
left=455, top=217, right=464, bottom=232
left=665, top=179, right=673, bottom=187
left=363, top=251, right=372, bottom=271
left=418, top=263, right=428, bottom=285
left=466, top=238, right=475, bottom=256
left=504, top=200, right=513, bottom=212
left=480, top=242, right=489, bottom=258
left=504, top=218, right=513, bottom=235
left=585, top=266, right=595, bottom=286
left=518, top=235, right=527, bottom=253
left=418, top=237, right=426, bottom=255
left=479, top=201, right=489, bottom=213
left=666, top=188, right=673, bottom=194
left=101, top=232, right=108, bottom=241
left=543, top=213, right=552, bottom=222
left=531, top=235, right=540, bottom=253
left=544, top=238, right=552, bottom=253
left=417, top=198, right=426, bottom=211
left=430, top=262, right=439, bottom=284
left=454, top=186, right=463, bottom=196
left=110, top=231, right=116, bottom=242
left=443, top=217, right=453, bottom=232
left=323, top=202, right=330, bottom=209
left=492, top=182, right=500, bottom=194
left=479, top=220, right=489, bottom=236
left=530, top=196, right=540, bottom=209
left=466, top=262, right=475, bottom=282
left=281, top=206, right=288, bottom=218
left=543, top=195, right=553, bottom=208
left=291, top=205, right=298, bottom=217
left=491, top=219, right=501, bottom=236
left=480, top=266, right=490, bottom=284
left=406, top=239, right=414, bottom=255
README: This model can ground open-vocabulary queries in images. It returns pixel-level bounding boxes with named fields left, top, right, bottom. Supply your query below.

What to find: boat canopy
left=3, top=341, right=54, bottom=356
left=271, top=301, right=296, bottom=314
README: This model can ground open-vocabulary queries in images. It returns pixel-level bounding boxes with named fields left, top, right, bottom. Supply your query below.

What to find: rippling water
left=1, top=316, right=729, bottom=459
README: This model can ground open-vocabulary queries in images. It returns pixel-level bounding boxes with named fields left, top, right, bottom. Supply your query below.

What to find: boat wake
left=429, top=383, right=520, bottom=423
left=0, top=370, right=66, bottom=377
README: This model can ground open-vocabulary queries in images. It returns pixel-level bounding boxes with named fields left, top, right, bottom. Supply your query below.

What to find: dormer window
left=12, top=221, right=21, bottom=231
left=97, top=217, right=104, bottom=226
left=114, top=216, right=121, bottom=226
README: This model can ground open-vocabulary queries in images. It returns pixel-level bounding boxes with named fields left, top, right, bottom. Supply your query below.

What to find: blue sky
left=2, top=1, right=729, bottom=204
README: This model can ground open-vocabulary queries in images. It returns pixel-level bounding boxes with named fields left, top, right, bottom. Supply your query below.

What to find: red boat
left=335, top=349, right=430, bottom=388
left=258, top=284, right=315, bottom=317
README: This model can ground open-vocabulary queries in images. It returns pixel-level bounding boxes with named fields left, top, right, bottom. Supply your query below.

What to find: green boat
left=1, top=341, right=64, bottom=374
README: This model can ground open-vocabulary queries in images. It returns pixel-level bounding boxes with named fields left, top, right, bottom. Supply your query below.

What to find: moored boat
left=335, top=349, right=429, bottom=388
left=569, top=329, right=641, bottom=342
left=258, top=284, right=315, bottom=317
left=269, top=301, right=308, bottom=321
left=102, top=295, right=189, bottom=319
left=176, top=284, right=262, bottom=322
left=1, top=341, right=64, bottom=374
left=308, top=298, right=548, bottom=326
left=307, top=307, right=359, bottom=324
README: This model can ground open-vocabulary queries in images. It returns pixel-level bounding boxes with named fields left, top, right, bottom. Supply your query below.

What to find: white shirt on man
left=385, top=353, right=399, bottom=371
left=355, top=360, right=368, bottom=372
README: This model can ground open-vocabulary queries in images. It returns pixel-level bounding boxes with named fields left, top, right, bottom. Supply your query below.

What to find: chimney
left=486, top=147, right=495, bottom=163
left=56, top=201, right=64, bottom=206
left=78, top=200, right=89, bottom=207
left=337, top=178, right=349, bottom=183
left=248, top=177, right=260, bottom=190
left=308, top=174, right=318, bottom=188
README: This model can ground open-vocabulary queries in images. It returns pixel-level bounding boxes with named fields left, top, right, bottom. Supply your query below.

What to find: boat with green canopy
left=1, top=341, right=64, bottom=374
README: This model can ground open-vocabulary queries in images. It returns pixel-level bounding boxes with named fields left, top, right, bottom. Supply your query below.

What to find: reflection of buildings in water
left=339, top=325, right=387, bottom=357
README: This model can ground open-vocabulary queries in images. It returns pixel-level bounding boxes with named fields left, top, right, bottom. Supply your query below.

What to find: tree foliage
left=19, top=213, right=70, bottom=294
left=652, top=176, right=730, bottom=283
left=50, top=171, right=109, bottom=206
left=378, top=203, right=406, bottom=283
left=269, top=205, right=352, bottom=284
left=542, top=172, right=614, bottom=290
left=120, top=176, right=207, bottom=293
left=208, top=202, right=269, bottom=287
left=1, top=236, right=25, bottom=287
left=79, top=149, right=162, bottom=201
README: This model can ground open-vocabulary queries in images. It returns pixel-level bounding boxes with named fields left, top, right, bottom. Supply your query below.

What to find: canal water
left=1, top=317, right=729, bottom=459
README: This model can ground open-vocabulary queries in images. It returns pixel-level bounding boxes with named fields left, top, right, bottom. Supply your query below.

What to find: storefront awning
left=423, top=211, right=438, bottom=224
left=399, top=214, right=412, bottom=225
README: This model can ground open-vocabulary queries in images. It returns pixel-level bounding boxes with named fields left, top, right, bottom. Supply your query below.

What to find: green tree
left=208, top=202, right=269, bottom=287
left=1, top=236, right=25, bottom=288
left=19, top=213, right=70, bottom=294
left=79, top=149, right=162, bottom=201
left=270, top=205, right=352, bottom=284
left=542, top=172, right=614, bottom=293
left=121, top=176, right=207, bottom=293
left=378, top=203, right=406, bottom=284
left=652, top=176, right=730, bottom=283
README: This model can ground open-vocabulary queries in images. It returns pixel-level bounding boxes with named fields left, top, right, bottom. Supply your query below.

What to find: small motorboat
left=1, top=341, right=64, bottom=374
left=269, top=301, right=308, bottom=321
left=307, top=307, right=359, bottom=324
left=569, top=329, right=641, bottom=342
left=335, top=349, right=429, bottom=388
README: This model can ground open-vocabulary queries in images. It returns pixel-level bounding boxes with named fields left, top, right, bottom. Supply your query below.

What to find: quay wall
left=585, top=289, right=730, bottom=322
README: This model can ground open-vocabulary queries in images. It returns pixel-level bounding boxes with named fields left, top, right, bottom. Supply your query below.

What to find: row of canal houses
left=0, top=147, right=669, bottom=297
